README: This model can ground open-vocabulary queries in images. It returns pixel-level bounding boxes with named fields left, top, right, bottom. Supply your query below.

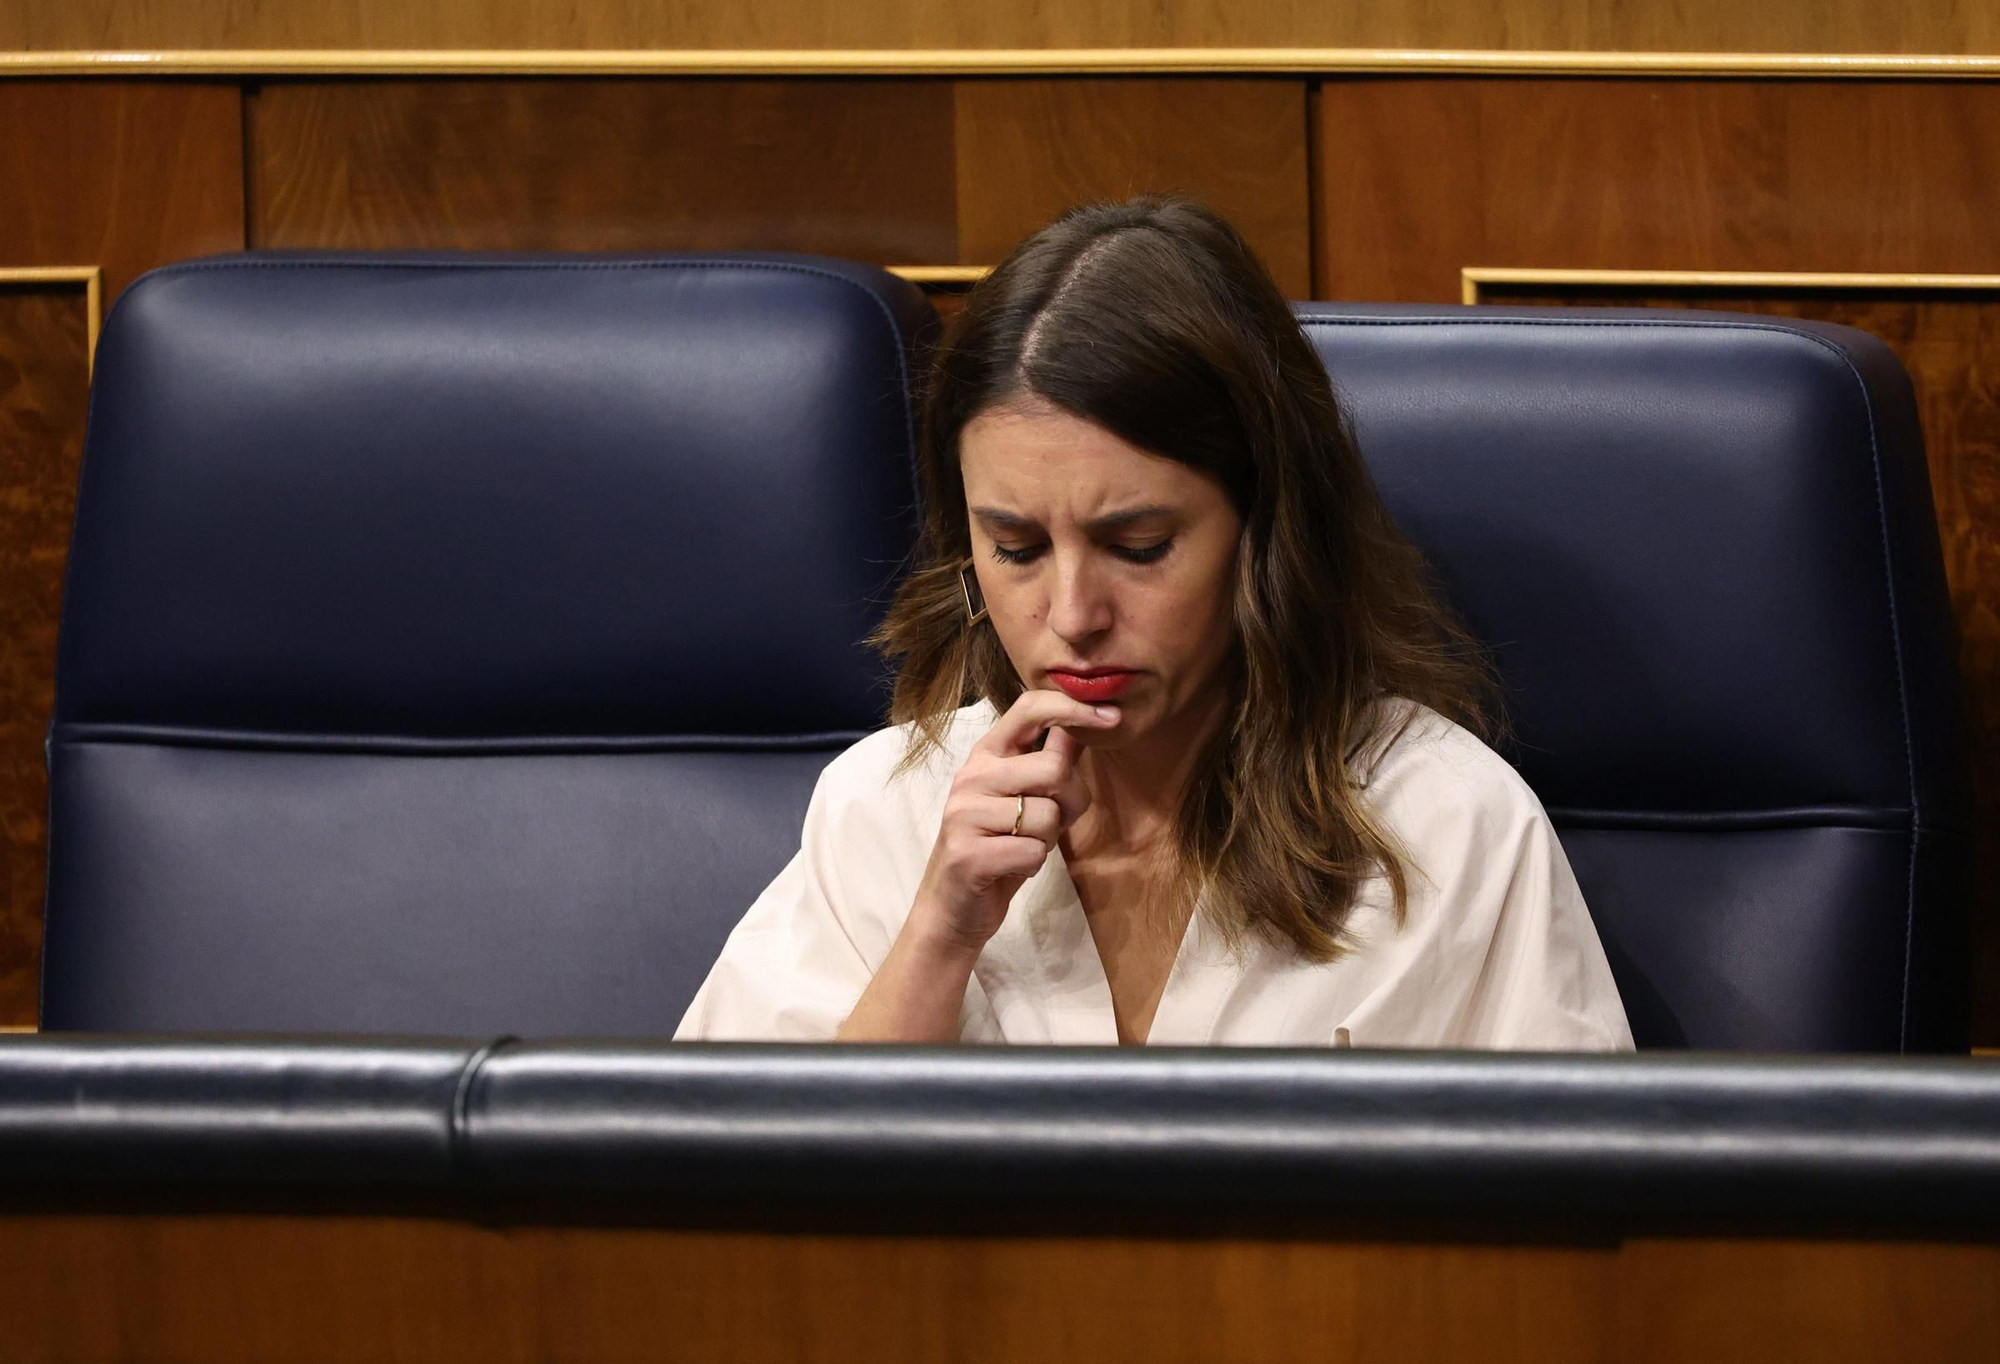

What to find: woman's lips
left=1049, top=670, right=1138, bottom=702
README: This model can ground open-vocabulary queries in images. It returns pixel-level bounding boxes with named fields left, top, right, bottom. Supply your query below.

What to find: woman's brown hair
left=866, top=192, right=1507, bottom=963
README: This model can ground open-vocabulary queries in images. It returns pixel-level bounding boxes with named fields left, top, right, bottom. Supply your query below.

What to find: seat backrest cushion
left=1297, top=304, right=1971, bottom=1051
left=41, top=252, right=936, bottom=1037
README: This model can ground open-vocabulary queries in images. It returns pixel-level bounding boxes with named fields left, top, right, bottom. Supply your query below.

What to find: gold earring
left=959, top=555, right=989, bottom=625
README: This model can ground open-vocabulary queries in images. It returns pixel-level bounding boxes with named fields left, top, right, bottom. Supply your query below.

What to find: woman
left=675, top=193, right=1633, bottom=1050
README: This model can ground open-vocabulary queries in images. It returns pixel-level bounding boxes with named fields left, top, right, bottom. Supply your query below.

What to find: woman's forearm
left=835, top=905, right=984, bottom=1042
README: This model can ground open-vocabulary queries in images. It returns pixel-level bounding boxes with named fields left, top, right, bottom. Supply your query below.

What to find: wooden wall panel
left=0, top=82, right=245, bottom=300
left=12, top=0, right=2000, bottom=56
left=0, top=287, right=86, bottom=1031
left=0, top=1212, right=1610, bottom=1361
left=5, top=1212, right=1999, bottom=1362
left=1619, top=1238, right=2000, bottom=1362
left=1313, top=79, right=2000, bottom=301
left=953, top=79, right=1312, bottom=298
left=248, top=78, right=1311, bottom=287
left=0, top=82, right=243, bottom=1029
left=248, top=79, right=958, bottom=259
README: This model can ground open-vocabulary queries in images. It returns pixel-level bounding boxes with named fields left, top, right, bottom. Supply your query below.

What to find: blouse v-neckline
left=970, top=842, right=1231, bottom=1046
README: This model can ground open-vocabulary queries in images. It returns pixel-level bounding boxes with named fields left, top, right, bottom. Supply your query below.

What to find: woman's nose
left=1046, top=554, right=1114, bottom=641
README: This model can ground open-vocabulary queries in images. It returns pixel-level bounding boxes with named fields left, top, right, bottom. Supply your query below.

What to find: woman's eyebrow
left=969, top=504, right=1176, bottom=532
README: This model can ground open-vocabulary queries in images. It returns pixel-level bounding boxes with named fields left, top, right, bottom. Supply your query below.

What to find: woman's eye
left=1117, top=539, right=1175, bottom=564
left=989, top=539, right=1175, bottom=566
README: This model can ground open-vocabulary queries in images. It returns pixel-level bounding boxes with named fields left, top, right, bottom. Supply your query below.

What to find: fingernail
left=1093, top=706, right=1118, bottom=720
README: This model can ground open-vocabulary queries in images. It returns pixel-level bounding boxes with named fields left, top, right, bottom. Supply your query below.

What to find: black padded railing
left=3, top=1035, right=1997, bottom=1235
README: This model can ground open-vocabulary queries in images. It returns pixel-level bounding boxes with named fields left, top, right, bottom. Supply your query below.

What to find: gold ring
left=1012, top=793, right=1026, bottom=837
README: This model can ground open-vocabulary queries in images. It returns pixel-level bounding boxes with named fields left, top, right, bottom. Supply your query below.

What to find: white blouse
left=674, top=697, right=1635, bottom=1051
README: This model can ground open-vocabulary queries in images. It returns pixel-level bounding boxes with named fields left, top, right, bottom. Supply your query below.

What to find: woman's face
left=958, top=396, right=1243, bottom=751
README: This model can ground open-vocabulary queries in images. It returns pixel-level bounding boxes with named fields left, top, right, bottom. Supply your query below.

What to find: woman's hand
left=836, top=691, right=1119, bottom=1042
left=909, top=690, right=1121, bottom=954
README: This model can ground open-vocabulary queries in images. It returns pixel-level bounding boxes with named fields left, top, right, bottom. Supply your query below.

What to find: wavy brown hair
left=866, top=192, right=1507, bottom=963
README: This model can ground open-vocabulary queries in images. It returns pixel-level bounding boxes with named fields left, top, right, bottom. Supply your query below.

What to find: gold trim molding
left=886, top=265, right=992, bottom=286
left=0, top=265, right=103, bottom=377
left=1462, top=266, right=2000, bottom=304
left=6, top=48, right=2000, bottom=79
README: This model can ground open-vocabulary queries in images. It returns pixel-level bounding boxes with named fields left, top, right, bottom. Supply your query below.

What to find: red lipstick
left=1048, top=669, right=1139, bottom=703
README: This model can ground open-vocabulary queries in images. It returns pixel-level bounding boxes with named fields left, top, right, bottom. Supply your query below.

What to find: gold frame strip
left=0, top=265, right=102, bottom=377
left=886, top=265, right=991, bottom=285
left=1462, top=266, right=2000, bottom=305
left=6, top=47, right=2000, bottom=80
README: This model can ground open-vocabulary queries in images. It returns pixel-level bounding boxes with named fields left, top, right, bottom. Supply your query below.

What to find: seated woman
left=675, top=193, right=1633, bottom=1050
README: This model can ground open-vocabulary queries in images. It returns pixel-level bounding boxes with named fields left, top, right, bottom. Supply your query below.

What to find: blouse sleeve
left=672, top=755, right=892, bottom=1042
left=1444, top=806, right=1636, bottom=1051
left=1340, top=733, right=1636, bottom=1053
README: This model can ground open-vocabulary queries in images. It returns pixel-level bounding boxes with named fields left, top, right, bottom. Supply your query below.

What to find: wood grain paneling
left=1313, top=79, right=2000, bottom=302
left=248, top=79, right=958, bottom=260
left=0, top=287, right=85, bottom=1031
left=249, top=78, right=1308, bottom=287
left=4, top=1212, right=1998, bottom=1362
left=0, top=1212, right=1610, bottom=1362
left=12, top=0, right=2000, bottom=56
left=1474, top=281, right=2000, bottom=1046
left=0, top=82, right=243, bottom=1028
left=1621, top=1238, right=2000, bottom=1362
left=0, top=82, right=244, bottom=300
left=953, top=79, right=1312, bottom=298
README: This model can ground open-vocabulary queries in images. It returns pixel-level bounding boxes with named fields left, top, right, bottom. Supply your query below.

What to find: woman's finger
left=971, top=731, right=1092, bottom=827
left=1039, top=726, right=1093, bottom=829
left=973, top=794, right=1062, bottom=845
left=978, top=689, right=1119, bottom=758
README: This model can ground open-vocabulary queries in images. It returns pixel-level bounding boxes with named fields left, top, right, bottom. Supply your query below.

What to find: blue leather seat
left=38, top=256, right=1969, bottom=1050
left=1298, top=304, right=1970, bottom=1051
left=39, top=252, right=937, bottom=1038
